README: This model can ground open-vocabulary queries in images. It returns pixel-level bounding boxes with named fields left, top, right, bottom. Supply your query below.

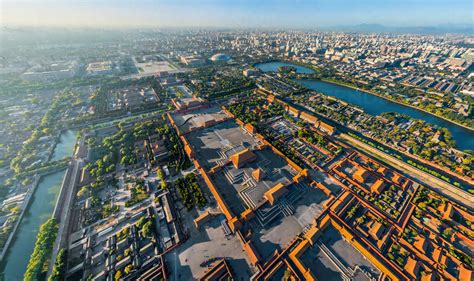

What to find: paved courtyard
left=165, top=214, right=254, bottom=280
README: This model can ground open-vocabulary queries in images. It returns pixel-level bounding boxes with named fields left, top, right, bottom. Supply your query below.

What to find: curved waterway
left=256, top=61, right=474, bottom=151
left=1, top=130, right=76, bottom=280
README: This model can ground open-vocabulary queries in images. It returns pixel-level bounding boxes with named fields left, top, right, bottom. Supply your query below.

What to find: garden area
left=174, top=173, right=207, bottom=211
left=296, top=128, right=342, bottom=156
left=186, top=66, right=255, bottom=99
left=24, top=218, right=58, bottom=281
left=125, top=178, right=148, bottom=207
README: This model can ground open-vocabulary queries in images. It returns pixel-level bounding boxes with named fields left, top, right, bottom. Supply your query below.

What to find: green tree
left=142, top=221, right=153, bottom=238
left=115, top=270, right=122, bottom=281
left=49, top=248, right=67, bottom=281
left=24, top=219, right=58, bottom=281
left=124, top=264, right=134, bottom=275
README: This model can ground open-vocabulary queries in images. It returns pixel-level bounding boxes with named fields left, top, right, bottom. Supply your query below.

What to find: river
left=256, top=61, right=474, bottom=151
left=1, top=130, right=76, bottom=280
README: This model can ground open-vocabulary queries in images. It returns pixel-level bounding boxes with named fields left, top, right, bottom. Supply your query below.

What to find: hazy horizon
left=1, top=0, right=473, bottom=29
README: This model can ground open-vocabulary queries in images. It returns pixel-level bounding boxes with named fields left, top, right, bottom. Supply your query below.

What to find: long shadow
left=317, top=225, right=381, bottom=276
left=227, top=258, right=253, bottom=281
left=164, top=216, right=224, bottom=280
left=187, top=120, right=258, bottom=169
left=164, top=255, right=194, bottom=281
left=246, top=211, right=294, bottom=262
left=238, top=180, right=329, bottom=262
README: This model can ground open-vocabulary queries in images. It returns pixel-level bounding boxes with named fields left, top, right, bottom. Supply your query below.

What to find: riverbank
left=256, top=59, right=474, bottom=131
left=0, top=175, right=40, bottom=262
left=0, top=129, right=78, bottom=279
left=277, top=58, right=474, bottom=131
left=0, top=169, right=66, bottom=280
left=47, top=134, right=86, bottom=278
left=255, top=85, right=473, bottom=193
left=296, top=78, right=474, bottom=151
left=47, top=158, right=82, bottom=278
left=0, top=162, right=70, bottom=263
left=319, top=77, right=474, bottom=132
left=254, top=60, right=316, bottom=74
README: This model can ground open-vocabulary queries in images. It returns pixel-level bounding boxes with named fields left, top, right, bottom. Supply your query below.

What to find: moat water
left=1, top=171, right=64, bottom=280
left=52, top=130, right=77, bottom=161
left=1, top=130, right=76, bottom=280
left=256, top=61, right=474, bottom=151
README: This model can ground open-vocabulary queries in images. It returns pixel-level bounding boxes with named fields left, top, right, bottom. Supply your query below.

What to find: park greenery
left=78, top=178, right=120, bottom=225
left=125, top=179, right=148, bottom=207
left=157, top=167, right=167, bottom=189
left=387, top=243, right=408, bottom=268
left=296, top=128, right=342, bottom=156
left=175, top=173, right=207, bottom=211
left=187, top=66, right=255, bottom=99
left=226, top=94, right=285, bottom=127
left=85, top=120, right=164, bottom=177
left=347, top=131, right=468, bottom=192
left=141, top=220, right=153, bottom=238
left=277, top=65, right=297, bottom=74
left=154, top=123, right=190, bottom=172
left=49, top=248, right=67, bottom=281
left=9, top=158, right=70, bottom=185
left=291, top=89, right=473, bottom=178
left=308, top=65, right=474, bottom=129
left=24, top=218, right=58, bottom=281
left=85, top=118, right=188, bottom=179
left=10, top=91, right=77, bottom=174
left=136, top=216, right=154, bottom=238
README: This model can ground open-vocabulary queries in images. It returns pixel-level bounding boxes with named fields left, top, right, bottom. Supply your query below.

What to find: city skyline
left=1, top=0, right=473, bottom=29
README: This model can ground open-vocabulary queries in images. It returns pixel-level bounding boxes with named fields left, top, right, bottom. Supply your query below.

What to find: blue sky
left=1, top=0, right=473, bottom=28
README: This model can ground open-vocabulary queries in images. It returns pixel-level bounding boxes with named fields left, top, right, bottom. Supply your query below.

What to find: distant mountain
left=322, top=23, right=473, bottom=35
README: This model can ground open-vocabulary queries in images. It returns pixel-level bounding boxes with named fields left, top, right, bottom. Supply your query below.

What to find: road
left=47, top=157, right=84, bottom=277
left=339, top=133, right=474, bottom=209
